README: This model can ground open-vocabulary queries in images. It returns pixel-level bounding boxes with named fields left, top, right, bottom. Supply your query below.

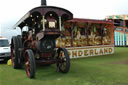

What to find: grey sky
left=0, top=0, right=128, bottom=41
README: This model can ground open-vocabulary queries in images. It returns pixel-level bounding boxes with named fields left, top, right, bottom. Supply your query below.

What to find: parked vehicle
left=0, top=37, right=11, bottom=61
left=11, top=0, right=72, bottom=78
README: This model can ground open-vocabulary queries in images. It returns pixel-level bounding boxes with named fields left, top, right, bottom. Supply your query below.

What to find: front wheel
left=56, top=48, right=70, bottom=73
left=25, top=49, right=36, bottom=78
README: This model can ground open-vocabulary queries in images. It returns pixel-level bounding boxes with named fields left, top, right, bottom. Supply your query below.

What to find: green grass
left=0, top=47, right=128, bottom=85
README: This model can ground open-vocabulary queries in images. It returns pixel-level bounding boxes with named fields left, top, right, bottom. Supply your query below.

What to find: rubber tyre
left=11, top=36, right=22, bottom=69
left=16, top=35, right=22, bottom=48
left=16, top=35, right=23, bottom=64
left=56, top=48, right=70, bottom=73
left=25, top=49, right=36, bottom=78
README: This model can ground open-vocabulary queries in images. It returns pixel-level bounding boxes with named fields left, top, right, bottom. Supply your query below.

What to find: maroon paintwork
left=13, top=6, right=73, bottom=29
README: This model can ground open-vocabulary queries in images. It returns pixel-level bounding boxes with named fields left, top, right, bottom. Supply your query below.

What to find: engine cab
left=12, top=0, right=73, bottom=56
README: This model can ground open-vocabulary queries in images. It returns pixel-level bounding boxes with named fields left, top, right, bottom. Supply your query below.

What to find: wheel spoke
left=56, top=48, right=70, bottom=73
left=59, top=62, right=66, bottom=70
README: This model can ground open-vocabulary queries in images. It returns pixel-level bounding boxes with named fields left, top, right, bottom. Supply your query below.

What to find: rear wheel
left=56, top=48, right=70, bottom=73
left=16, top=35, right=23, bottom=64
left=11, top=36, right=21, bottom=69
left=25, top=49, right=36, bottom=78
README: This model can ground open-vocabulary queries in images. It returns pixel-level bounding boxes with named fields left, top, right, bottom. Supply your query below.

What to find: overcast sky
left=0, top=0, right=128, bottom=41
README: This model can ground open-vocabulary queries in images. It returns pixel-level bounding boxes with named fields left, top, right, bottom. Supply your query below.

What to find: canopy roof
left=64, top=18, right=113, bottom=28
left=13, top=6, right=73, bottom=29
left=66, top=18, right=113, bottom=24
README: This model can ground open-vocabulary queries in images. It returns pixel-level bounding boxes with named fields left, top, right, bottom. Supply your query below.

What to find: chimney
left=41, top=0, right=47, bottom=6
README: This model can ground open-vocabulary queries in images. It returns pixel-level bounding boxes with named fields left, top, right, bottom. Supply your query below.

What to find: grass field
left=0, top=47, right=128, bottom=85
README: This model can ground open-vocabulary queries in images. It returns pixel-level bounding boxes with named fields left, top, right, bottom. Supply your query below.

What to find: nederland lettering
left=68, top=47, right=114, bottom=58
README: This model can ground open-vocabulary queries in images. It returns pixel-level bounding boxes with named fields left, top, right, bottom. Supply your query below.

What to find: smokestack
left=41, top=0, right=47, bottom=6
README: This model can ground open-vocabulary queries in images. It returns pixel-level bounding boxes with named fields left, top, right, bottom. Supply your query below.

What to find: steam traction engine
left=11, top=0, right=73, bottom=78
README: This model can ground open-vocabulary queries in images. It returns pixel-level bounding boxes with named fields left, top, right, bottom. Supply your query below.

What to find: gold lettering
left=94, top=49, right=98, bottom=55
left=99, top=49, right=103, bottom=54
left=72, top=51, right=77, bottom=57
left=84, top=50, right=88, bottom=56
left=109, top=48, right=112, bottom=53
left=104, top=48, right=108, bottom=53
left=78, top=50, right=83, bottom=56
left=90, top=49, right=93, bottom=55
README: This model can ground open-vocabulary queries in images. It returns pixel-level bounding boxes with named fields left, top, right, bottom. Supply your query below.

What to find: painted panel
left=117, top=32, right=119, bottom=46
left=119, top=32, right=120, bottom=46
left=114, top=32, right=116, bottom=46
left=125, top=33, right=127, bottom=46
left=126, top=34, right=128, bottom=46
left=67, top=46, right=114, bottom=59
left=116, top=32, right=118, bottom=46
left=121, top=33, right=123, bottom=46
left=122, top=33, right=125, bottom=46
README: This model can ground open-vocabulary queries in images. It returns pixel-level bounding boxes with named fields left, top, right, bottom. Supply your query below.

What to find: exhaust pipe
left=41, top=0, right=47, bottom=6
